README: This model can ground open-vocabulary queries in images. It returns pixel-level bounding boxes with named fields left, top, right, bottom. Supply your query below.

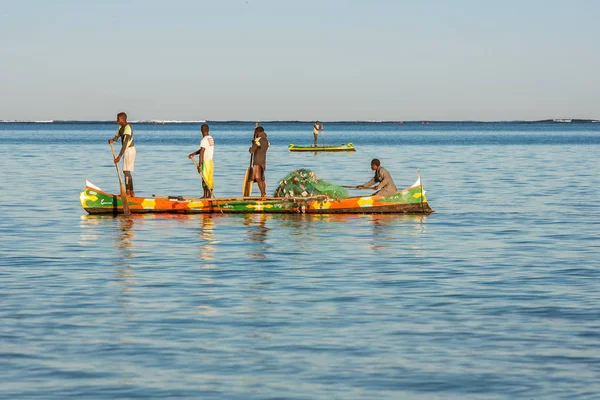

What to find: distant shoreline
left=1, top=119, right=599, bottom=124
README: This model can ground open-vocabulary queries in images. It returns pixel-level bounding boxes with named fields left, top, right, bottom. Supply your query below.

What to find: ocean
left=1, top=121, right=599, bottom=399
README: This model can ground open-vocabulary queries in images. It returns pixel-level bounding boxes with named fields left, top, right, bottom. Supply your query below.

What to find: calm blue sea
left=1, top=121, right=599, bottom=399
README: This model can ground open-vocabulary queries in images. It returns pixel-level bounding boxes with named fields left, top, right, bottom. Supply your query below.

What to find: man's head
left=371, top=158, right=380, bottom=171
left=315, top=121, right=319, bottom=124
left=201, top=123, right=209, bottom=136
left=117, top=112, right=127, bottom=126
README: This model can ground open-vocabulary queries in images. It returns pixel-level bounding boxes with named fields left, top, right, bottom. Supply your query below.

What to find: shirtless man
left=313, top=121, right=323, bottom=147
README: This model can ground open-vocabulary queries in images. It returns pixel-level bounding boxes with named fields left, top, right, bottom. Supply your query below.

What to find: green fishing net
left=274, top=169, right=348, bottom=199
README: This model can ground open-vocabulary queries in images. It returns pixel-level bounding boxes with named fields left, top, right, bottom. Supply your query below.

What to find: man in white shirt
left=188, top=124, right=215, bottom=198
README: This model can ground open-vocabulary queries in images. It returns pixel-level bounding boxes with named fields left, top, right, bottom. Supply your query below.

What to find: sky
left=1, top=0, right=599, bottom=121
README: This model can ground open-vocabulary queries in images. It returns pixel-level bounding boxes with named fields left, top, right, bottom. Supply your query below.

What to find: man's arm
left=359, top=176, right=376, bottom=189
left=199, top=147, right=206, bottom=164
left=108, top=131, right=121, bottom=144
left=190, top=138, right=207, bottom=158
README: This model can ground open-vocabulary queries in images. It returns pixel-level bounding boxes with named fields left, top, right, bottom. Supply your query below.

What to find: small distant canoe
left=288, top=143, right=356, bottom=152
left=80, top=174, right=433, bottom=215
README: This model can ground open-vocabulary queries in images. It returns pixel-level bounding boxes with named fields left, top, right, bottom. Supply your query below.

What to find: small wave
left=143, top=120, right=207, bottom=124
left=0, top=120, right=54, bottom=123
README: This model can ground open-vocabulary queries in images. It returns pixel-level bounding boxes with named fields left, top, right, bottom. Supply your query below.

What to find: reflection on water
left=118, top=216, right=136, bottom=258
left=243, top=213, right=270, bottom=260
left=115, top=216, right=138, bottom=307
left=368, top=214, right=428, bottom=251
left=198, top=214, right=216, bottom=264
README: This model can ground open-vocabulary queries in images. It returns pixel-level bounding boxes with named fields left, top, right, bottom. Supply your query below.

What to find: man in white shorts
left=109, top=112, right=136, bottom=196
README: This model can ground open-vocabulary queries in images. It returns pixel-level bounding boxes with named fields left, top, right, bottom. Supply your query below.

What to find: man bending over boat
left=108, top=112, right=136, bottom=196
left=357, top=159, right=397, bottom=197
left=250, top=126, right=270, bottom=198
left=188, top=124, right=215, bottom=199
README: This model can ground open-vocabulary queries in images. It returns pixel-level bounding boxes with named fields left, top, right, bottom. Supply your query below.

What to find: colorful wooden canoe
left=80, top=175, right=433, bottom=215
left=288, top=143, right=356, bottom=152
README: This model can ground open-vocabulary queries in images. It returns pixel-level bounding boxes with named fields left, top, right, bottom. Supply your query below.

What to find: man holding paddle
left=249, top=126, right=269, bottom=198
left=188, top=124, right=215, bottom=199
left=108, top=112, right=136, bottom=197
left=357, top=158, right=397, bottom=197
left=313, top=121, right=323, bottom=147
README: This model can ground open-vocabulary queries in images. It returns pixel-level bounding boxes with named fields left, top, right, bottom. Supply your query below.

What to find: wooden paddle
left=342, top=185, right=370, bottom=189
left=242, top=152, right=254, bottom=197
left=110, top=142, right=131, bottom=216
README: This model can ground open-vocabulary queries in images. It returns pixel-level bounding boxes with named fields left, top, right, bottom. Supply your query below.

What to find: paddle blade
left=242, top=166, right=253, bottom=197
left=110, top=142, right=131, bottom=216
left=120, top=183, right=131, bottom=215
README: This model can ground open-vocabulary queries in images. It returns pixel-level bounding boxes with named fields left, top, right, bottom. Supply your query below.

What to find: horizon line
left=1, top=118, right=599, bottom=124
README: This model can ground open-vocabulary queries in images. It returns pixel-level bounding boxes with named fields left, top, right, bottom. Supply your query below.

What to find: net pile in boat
left=274, top=169, right=348, bottom=199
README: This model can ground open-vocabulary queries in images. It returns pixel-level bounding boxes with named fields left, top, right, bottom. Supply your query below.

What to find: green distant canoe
left=288, top=143, right=356, bottom=152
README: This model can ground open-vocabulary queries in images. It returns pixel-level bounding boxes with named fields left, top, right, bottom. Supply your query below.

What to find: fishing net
left=274, top=169, right=348, bottom=199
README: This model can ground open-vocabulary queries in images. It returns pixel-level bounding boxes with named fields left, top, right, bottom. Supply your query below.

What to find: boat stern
left=80, top=180, right=119, bottom=213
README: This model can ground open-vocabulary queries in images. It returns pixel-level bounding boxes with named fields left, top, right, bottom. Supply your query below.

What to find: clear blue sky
left=1, top=0, right=599, bottom=121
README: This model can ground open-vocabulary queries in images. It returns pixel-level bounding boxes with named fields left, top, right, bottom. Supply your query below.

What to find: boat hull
left=80, top=181, right=433, bottom=215
left=288, top=143, right=356, bottom=152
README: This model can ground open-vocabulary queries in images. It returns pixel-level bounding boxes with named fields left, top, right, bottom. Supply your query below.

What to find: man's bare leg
left=257, top=179, right=267, bottom=198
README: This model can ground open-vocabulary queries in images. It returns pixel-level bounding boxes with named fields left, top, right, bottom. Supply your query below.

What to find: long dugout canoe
left=80, top=175, right=433, bottom=215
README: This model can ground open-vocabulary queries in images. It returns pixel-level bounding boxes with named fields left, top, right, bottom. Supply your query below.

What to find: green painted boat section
left=81, top=188, right=120, bottom=208
left=378, top=186, right=425, bottom=204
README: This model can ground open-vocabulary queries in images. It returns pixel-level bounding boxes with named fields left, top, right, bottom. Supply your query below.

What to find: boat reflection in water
left=80, top=214, right=142, bottom=308
left=367, top=214, right=428, bottom=251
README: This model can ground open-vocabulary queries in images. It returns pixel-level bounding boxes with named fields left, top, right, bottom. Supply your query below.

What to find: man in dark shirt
left=249, top=126, right=270, bottom=198
left=358, top=159, right=397, bottom=197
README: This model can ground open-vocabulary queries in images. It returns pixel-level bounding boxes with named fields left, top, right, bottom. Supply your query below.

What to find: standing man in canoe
left=249, top=126, right=269, bottom=198
left=313, top=121, right=323, bottom=147
left=188, top=124, right=215, bottom=199
left=357, top=159, right=397, bottom=197
left=108, top=112, right=136, bottom=196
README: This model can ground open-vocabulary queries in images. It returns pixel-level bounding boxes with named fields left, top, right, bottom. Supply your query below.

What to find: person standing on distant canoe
left=108, top=112, right=136, bottom=196
left=188, top=124, right=215, bottom=199
left=249, top=126, right=270, bottom=198
left=357, top=159, right=397, bottom=197
left=313, top=121, right=323, bottom=147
